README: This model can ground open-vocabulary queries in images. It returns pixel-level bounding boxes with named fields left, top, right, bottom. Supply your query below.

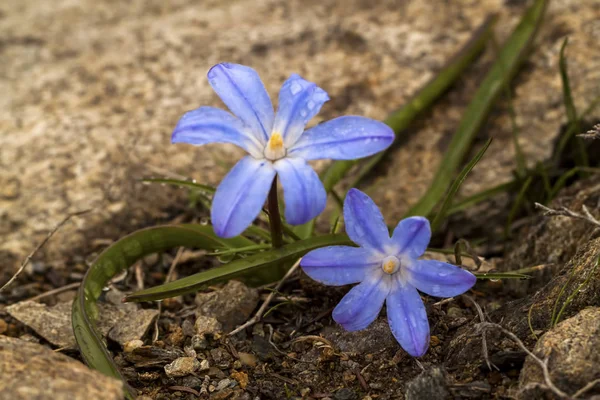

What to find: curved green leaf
left=72, top=225, right=252, bottom=398
left=125, top=233, right=353, bottom=302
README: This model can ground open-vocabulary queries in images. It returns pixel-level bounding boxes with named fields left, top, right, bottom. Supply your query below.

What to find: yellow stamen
left=268, top=132, right=284, bottom=151
left=383, top=260, right=396, bottom=274
left=264, top=132, right=286, bottom=160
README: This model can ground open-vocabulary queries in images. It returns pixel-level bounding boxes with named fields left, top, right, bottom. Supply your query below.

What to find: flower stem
left=267, top=178, right=284, bottom=248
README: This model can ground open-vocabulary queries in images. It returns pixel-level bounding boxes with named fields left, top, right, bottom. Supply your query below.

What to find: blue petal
left=387, top=279, right=430, bottom=357
left=406, top=260, right=476, bottom=298
left=333, top=270, right=390, bottom=331
left=171, top=106, right=263, bottom=157
left=289, top=116, right=394, bottom=160
left=211, top=156, right=276, bottom=238
left=301, top=246, right=381, bottom=286
left=391, top=217, right=431, bottom=259
left=273, top=74, right=329, bottom=147
left=343, top=189, right=391, bottom=253
left=274, top=157, right=326, bottom=225
left=207, top=63, right=274, bottom=142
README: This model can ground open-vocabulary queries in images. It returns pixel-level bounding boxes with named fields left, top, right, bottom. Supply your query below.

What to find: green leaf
left=72, top=225, right=253, bottom=398
left=295, top=15, right=498, bottom=239
left=554, top=38, right=588, bottom=167
left=430, top=138, right=492, bottom=231
left=406, top=0, right=548, bottom=217
left=125, top=233, right=353, bottom=302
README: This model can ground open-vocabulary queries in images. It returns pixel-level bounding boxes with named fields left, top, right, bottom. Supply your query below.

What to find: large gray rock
left=6, top=299, right=158, bottom=348
left=0, top=335, right=123, bottom=400
left=518, top=307, right=600, bottom=399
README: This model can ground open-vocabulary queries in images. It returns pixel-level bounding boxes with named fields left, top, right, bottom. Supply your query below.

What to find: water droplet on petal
left=290, top=82, right=302, bottom=95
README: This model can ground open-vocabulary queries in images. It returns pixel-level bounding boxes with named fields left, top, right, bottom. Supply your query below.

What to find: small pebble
left=335, top=388, right=357, bottom=400
left=164, top=357, right=200, bottom=377
left=216, top=378, right=232, bottom=391
left=199, top=359, right=210, bottom=372
left=123, top=339, right=144, bottom=353
left=0, top=319, right=8, bottom=335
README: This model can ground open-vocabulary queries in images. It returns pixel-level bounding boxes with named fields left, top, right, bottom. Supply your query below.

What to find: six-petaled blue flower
left=301, top=189, right=477, bottom=357
left=172, top=63, right=394, bottom=238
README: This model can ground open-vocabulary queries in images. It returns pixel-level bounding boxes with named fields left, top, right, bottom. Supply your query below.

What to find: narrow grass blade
left=125, top=233, right=353, bottom=302
left=446, top=181, right=515, bottom=215
left=406, top=0, right=548, bottom=217
left=504, top=175, right=533, bottom=237
left=554, top=38, right=588, bottom=167
left=295, top=15, right=497, bottom=239
left=72, top=225, right=255, bottom=398
left=430, top=138, right=492, bottom=231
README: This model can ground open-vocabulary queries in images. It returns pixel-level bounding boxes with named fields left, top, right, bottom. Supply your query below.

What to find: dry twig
left=534, top=202, right=600, bottom=228
left=577, top=124, right=600, bottom=140
left=478, top=322, right=569, bottom=399
left=229, top=258, right=302, bottom=336
left=0, top=209, right=92, bottom=293
left=153, top=247, right=185, bottom=342
left=25, top=282, right=81, bottom=302
left=464, top=295, right=498, bottom=371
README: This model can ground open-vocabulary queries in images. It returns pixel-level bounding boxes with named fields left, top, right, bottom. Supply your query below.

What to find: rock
left=164, top=357, right=201, bottom=378
left=518, top=307, right=600, bottom=399
left=0, top=335, right=123, bottom=399
left=323, top=318, right=397, bottom=354
left=199, top=359, right=210, bottom=372
left=125, top=345, right=185, bottom=368
left=0, top=318, right=7, bottom=334
left=195, top=314, right=223, bottom=337
left=334, top=388, right=357, bottom=400
left=195, top=281, right=259, bottom=331
left=405, top=367, right=450, bottom=400
left=446, top=180, right=600, bottom=372
left=210, top=347, right=233, bottom=369
left=107, top=307, right=159, bottom=346
left=123, top=339, right=144, bottom=353
left=6, top=300, right=158, bottom=348
left=216, top=378, right=233, bottom=391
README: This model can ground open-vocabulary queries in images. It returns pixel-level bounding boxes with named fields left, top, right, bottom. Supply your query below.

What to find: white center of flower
left=381, top=255, right=401, bottom=275
left=264, top=132, right=286, bottom=161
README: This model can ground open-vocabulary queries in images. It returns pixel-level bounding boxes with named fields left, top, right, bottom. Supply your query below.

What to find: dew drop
left=290, top=82, right=302, bottom=95
left=307, top=100, right=316, bottom=110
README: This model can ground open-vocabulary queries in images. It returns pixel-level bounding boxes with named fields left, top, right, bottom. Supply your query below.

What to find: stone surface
left=195, top=314, right=223, bottom=337
left=195, top=280, right=259, bottom=331
left=405, top=367, right=450, bottom=400
left=0, top=335, right=123, bottom=400
left=6, top=299, right=158, bottom=348
left=519, top=307, right=600, bottom=398
left=164, top=356, right=201, bottom=377
left=1, top=0, right=599, bottom=274
left=447, top=235, right=600, bottom=371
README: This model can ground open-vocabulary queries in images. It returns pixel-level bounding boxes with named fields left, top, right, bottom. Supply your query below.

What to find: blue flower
left=301, top=189, right=477, bottom=357
left=172, top=63, right=394, bottom=238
